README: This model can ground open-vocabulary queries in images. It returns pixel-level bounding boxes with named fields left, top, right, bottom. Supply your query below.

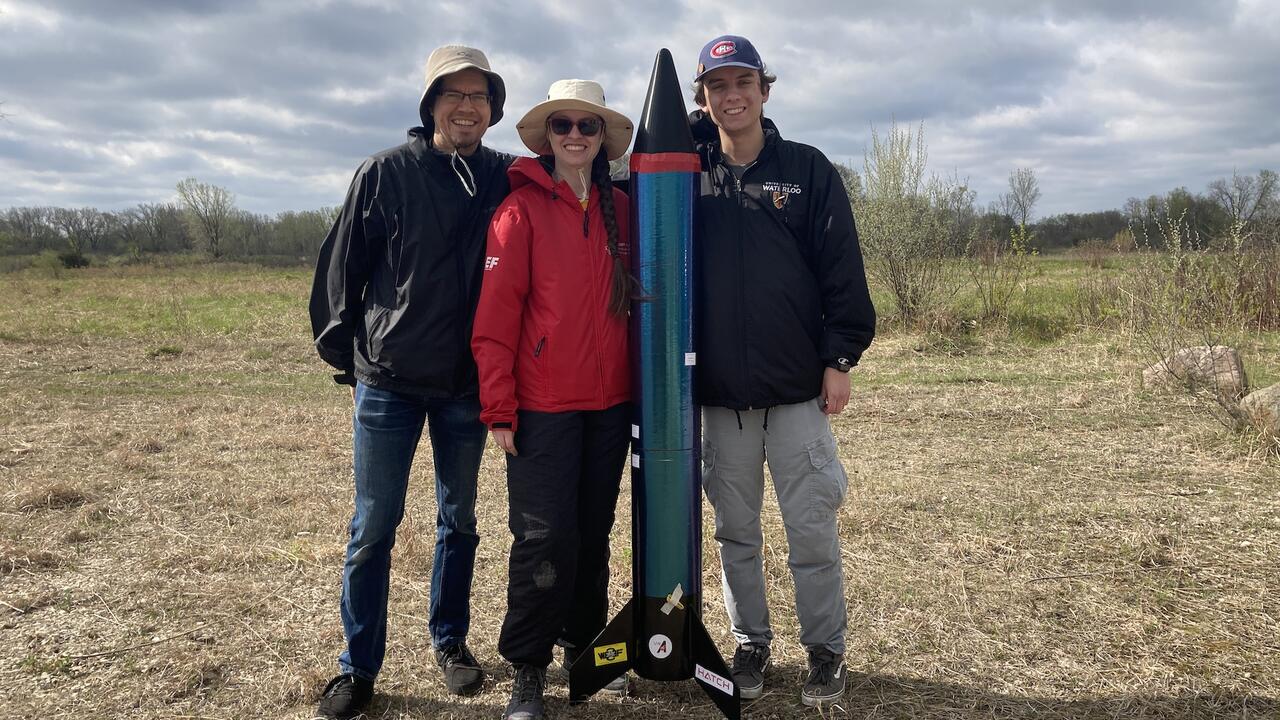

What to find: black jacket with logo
left=309, top=128, right=514, bottom=398
left=691, top=111, right=876, bottom=410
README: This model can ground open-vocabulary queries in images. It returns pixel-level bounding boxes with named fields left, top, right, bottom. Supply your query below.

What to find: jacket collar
left=508, top=156, right=599, bottom=210
left=407, top=126, right=492, bottom=165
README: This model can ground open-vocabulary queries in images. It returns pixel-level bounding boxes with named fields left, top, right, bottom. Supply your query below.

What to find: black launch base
left=569, top=594, right=740, bottom=720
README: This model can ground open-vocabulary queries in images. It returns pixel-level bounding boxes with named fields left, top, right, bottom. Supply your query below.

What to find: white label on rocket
left=685, top=352, right=696, bottom=366
left=660, top=583, right=684, bottom=615
left=631, top=424, right=639, bottom=439
left=695, top=664, right=735, bottom=696
left=631, top=453, right=640, bottom=468
left=648, top=634, right=672, bottom=659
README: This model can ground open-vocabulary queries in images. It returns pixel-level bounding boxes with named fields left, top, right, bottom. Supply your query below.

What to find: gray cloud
left=1, top=0, right=1277, bottom=218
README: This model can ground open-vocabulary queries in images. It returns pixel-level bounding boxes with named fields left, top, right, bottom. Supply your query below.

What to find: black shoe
left=503, top=664, right=546, bottom=720
left=562, top=645, right=627, bottom=696
left=801, top=648, right=846, bottom=707
left=731, top=643, right=771, bottom=700
left=316, top=673, right=373, bottom=720
left=436, top=642, right=485, bottom=696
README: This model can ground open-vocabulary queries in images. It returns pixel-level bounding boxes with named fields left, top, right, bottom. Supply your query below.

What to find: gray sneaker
left=800, top=648, right=846, bottom=707
left=503, top=664, right=546, bottom=720
left=562, top=645, right=627, bottom=695
left=730, top=643, right=771, bottom=700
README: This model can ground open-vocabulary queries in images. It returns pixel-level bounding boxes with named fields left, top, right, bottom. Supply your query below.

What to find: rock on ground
left=1241, top=383, right=1280, bottom=436
left=1142, top=345, right=1248, bottom=398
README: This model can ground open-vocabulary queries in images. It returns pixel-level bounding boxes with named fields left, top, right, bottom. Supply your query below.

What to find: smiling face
left=547, top=109, right=604, bottom=177
left=429, top=68, right=492, bottom=155
left=698, top=66, right=769, bottom=139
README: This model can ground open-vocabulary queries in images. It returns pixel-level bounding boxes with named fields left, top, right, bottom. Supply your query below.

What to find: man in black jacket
left=309, top=45, right=514, bottom=720
left=690, top=35, right=876, bottom=708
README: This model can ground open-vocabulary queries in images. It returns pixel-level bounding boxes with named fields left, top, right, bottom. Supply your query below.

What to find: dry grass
left=0, top=264, right=1276, bottom=719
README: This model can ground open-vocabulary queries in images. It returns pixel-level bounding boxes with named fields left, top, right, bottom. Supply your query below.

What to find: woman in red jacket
left=471, top=79, right=638, bottom=720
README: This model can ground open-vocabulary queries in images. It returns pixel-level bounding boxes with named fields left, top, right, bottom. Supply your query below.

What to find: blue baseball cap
left=694, top=35, right=764, bottom=82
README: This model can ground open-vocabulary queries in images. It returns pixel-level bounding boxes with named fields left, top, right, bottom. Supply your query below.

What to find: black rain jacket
left=309, top=127, right=514, bottom=398
left=691, top=111, right=876, bottom=410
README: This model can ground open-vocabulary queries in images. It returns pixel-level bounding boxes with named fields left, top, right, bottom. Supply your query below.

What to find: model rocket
left=568, top=49, right=740, bottom=720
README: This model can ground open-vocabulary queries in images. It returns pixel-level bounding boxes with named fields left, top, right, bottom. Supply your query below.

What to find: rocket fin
left=568, top=598, right=634, bottom=701
left=689, top=614, right=741, bottom=720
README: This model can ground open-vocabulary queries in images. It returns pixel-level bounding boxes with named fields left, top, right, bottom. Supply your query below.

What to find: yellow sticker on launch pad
left=594, top=642, right=628, bottom=666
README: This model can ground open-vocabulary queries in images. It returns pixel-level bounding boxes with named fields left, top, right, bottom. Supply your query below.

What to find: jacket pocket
left=701, top=442, right=719, bottom=503
left=365, top=305, right=392, bottom=362
left=805, top=434, right=847, bottom=519
left=532, top=335, right=552, bottom=401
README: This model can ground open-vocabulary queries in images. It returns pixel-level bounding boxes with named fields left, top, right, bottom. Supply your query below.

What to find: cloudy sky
left=2, top=0, right=1278, bottom=218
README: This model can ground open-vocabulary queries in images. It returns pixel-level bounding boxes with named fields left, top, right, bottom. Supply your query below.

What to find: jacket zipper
left=534, top=336, right=546, bottom=357
left=582, top=202, right=607, bottom=401
left=731, top=163, right=752, bottom=409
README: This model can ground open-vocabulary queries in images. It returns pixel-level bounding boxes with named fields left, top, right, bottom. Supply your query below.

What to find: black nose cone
left=634, top=49, right=696, bottom=156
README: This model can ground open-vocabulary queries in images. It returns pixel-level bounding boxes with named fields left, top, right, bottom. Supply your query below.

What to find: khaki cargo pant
left=702, top=398, right=848, bottom=654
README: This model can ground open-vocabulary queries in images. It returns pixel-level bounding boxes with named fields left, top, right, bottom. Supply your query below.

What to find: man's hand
left=820, top=367, right=851, bottom=415
left=492, top=429, right=518, bottom=456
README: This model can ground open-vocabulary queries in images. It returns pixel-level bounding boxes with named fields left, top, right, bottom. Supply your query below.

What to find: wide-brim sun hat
left=418, top=45, right=506, bottom=128
left=516, top=79, right=634, bottom=161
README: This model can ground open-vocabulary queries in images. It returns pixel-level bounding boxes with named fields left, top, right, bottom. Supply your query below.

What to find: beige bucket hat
left=418, top=45, right=506, bottom=128
left=516, top=79, right=634, bottom=161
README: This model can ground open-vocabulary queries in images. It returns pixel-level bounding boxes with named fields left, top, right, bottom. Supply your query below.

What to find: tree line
left=0, top=178, right=336, bottom=268
left=1, top=157, right=1276, bottom=274
left=835, top=122, right=1279, bottom=325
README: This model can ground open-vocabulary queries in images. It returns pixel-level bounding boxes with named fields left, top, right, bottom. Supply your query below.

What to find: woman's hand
left=492, top=428, right=518, bottom=456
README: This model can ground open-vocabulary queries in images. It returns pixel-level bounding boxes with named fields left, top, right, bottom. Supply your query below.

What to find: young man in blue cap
left=689, top=34, right=876, bottom=707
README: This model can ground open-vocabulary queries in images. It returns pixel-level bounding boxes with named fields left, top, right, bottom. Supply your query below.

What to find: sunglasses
left=548, top=117, right=603, bottom=137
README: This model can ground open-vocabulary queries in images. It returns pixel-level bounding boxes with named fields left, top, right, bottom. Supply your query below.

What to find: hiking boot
left=436, top=642, right=485, bottom=696
left=730, top=643, right=771, bottom=700
left=503, top=664, right=547, bottom=720
left=800, top=648, right=846, bottom=707
left=562, top=645, right=627, bottom=696
left=316, top=673, right=373, bottom=720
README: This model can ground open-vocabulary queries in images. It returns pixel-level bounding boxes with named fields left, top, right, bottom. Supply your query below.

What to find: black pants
left=498, top=403, right=632, bottom=667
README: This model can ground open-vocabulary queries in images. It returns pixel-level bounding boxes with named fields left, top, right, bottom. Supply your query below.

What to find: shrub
left=965, top=223, right=1036, bottom=321
left=57, top=251, right=90, bottom=269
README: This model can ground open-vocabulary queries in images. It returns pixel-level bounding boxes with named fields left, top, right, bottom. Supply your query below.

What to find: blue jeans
left=338, top=383, right=487, bottom=681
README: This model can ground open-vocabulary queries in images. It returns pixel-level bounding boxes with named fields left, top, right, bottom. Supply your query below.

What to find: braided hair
left=592, top=151, right=641, bottom=317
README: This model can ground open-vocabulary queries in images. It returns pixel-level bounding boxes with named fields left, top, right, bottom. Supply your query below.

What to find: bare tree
left=229, top=209, right=271, bottom=257
left=50, top=207, right=109, bottom=255
left=1208, top=169, right=1277, bottom=227
left=176, top=178, right=236, bottom=258
left=138, top=202, right=188, bottom=252
left=113, top=208, right=146, bottom=255
left=4, top=207, right=56, bottom=248
left=1004, top=167, right=1041, bottom=227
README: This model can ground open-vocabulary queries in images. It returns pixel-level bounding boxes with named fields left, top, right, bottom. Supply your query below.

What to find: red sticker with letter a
left=711, top=41, right=736, bottom=58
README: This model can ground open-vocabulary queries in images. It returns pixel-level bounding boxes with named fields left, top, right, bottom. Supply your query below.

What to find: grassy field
left=1, top=260, right=1277, bottom=719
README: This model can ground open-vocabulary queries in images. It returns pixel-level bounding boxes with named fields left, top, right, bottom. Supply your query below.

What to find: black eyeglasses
left=547, top=117, right=603, bottom=137
left=438, top=90, right=491, bottom=106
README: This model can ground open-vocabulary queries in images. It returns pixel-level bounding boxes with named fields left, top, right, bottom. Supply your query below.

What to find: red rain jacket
left=472, top=156, right=631, bottom=431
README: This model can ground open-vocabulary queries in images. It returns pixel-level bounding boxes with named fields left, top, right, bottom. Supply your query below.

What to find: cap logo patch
left=711, top=41, right=737, bottom=58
